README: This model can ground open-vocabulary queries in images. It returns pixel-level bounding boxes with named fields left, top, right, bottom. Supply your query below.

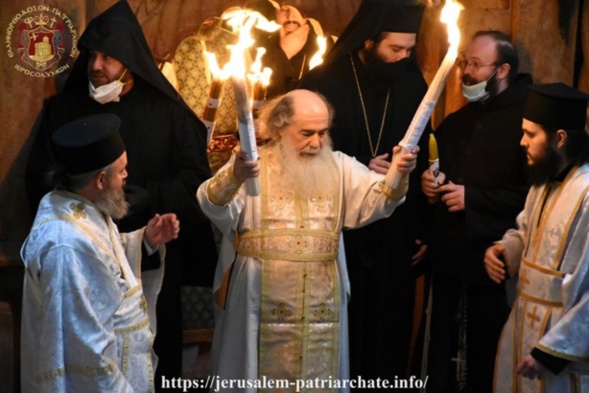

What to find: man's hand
left=392, top=145, right=419, bottom=174
left=411, top=239, right=428, bottom=264
left=233, top=150, right=260, bottom=183
left=516, top=355, right=546, bottom=380
left=439, top=181, right=465, bottom=212
left=484, top=243, right=507, bottom=284
left=279, top=21, right=309, bottom=59
left=144, top=213, right=180, bottom=248
left=421, top=169, right=447, bottom=201
left=368, top=152, right=390, bottom=174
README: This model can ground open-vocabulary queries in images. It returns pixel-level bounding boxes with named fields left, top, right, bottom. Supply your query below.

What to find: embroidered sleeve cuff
left=207, top=166, right=244, bottom=206
left=531, top=347, right=570, bottom=375
left=382, top=174, right=409, bottom=202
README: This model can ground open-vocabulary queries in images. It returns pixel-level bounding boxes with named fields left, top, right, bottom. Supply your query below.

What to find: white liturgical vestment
left=197, top=143, right=404, bottom=392
left=21, top=191, right=165, bottom=392
left=495, top=164, right=589, bottom=393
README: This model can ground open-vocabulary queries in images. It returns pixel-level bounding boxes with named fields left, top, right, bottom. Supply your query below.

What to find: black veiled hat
left=52, top=114, right=125, bottom=175
left=524, top=83, right=589, bottom=131
left=64, top=0, right=192, bottom=113
left=324, top=0, right=425, bottom=64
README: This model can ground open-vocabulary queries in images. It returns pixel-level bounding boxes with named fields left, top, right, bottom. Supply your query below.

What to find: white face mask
left=461, top=68, right=498, bottom=102
left=89, top=69, right=127, bottom=104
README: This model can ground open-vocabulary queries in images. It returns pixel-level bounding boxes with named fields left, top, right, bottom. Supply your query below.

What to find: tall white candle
left=232, top=77, right=261, bottom=196
left=385, top=0, right=462, bottom=188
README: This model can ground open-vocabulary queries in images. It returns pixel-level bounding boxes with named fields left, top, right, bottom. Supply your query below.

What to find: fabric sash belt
left=518, top=257, right=564, bottom=307
left=237, top=229, right=338, bottom=262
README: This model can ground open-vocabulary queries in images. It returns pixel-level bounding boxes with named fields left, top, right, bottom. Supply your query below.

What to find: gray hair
left=52, top=163, right=113, bottom=191
left=256, top=91, right=335, bottom=140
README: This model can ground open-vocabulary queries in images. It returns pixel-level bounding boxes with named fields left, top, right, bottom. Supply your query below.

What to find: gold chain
left=350, top=54, right=390, bottom=158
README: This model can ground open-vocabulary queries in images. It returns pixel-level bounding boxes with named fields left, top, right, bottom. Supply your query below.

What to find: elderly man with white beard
left=21, top=114, right=180, bottom=392
left=196, top=89, right=418, bottom=392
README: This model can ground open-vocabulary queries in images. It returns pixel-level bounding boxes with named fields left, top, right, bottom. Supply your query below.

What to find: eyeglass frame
left=456, top=58, right=499, bottom=72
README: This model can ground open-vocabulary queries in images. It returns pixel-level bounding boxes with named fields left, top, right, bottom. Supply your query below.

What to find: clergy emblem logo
left=5, top=5, right=78, bottom=78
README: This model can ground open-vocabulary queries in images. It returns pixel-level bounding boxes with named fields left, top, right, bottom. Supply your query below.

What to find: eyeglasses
left=457, top=59, right=497, bottom=72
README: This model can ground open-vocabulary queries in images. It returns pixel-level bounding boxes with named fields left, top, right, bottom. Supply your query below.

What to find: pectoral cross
left=526, top=305, right=541, bottom=329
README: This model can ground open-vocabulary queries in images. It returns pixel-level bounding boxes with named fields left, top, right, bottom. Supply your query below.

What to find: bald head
left=287, top=89, right=330, bottom=119
left=259, top=89, right=333, bottom=139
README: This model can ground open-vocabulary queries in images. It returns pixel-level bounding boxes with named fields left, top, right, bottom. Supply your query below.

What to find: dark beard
left=528, top=144, right=562, bottom=186
left=364, top=48, right=411, bottom=84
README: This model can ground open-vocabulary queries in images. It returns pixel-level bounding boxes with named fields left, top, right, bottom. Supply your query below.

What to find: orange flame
left=203, top=9, right=281, bottom=84
left=440, top=0, right=463, bottom=57
left=309, top=36, right=327, bottom=70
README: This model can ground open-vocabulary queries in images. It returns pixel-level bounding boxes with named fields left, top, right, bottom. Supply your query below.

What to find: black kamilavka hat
left=52, top=114, right=125, bottom=175
left=524, top=83, right=589, bottom=131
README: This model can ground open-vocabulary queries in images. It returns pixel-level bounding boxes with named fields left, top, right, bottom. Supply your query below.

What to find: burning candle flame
left=202, top=9, right=281, bottom=86
left=440, top=0, right=463, bottom=57
left=248, top=47, right=273, bottom=87
left=309, top=36, right=327, bottom=70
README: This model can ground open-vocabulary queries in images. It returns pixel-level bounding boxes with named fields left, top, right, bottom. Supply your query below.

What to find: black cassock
left=300, top=50, right=431, bottom=383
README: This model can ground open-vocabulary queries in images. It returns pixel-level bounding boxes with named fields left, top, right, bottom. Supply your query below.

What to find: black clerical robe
left=299, top=51, right=431, bottom=382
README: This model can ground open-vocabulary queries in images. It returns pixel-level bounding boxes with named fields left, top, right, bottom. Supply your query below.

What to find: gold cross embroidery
left=520, top=268, right=530, bottom=290
left=272, top=302, right=293, bottom=321
left=69, top=202, right=87, bottom=219
left=527, top=305, right=541, bottom=329
left=313, top=302, right=332, bottom=321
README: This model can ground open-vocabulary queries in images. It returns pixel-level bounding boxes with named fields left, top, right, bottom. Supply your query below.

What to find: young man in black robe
left=25, top=1, right=217, bottom=388
left=299, top=0, right=431, bottom=387
left=421, top=31, right=531, bottom=392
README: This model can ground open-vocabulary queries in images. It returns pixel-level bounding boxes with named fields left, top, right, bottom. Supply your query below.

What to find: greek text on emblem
left=5, top=5, right=78, bottom=77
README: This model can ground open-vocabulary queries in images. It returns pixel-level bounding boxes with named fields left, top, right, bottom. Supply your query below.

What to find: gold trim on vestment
left=531, top=176, right=569, bottom=263
left=536, top=343, right=589, bottom=363
left=37, top=361, right=117, bottom=382
left=516, top=289, right=563, bottom=307
left=256, top=144, right=341, bottom=390
left=237, top=229, right=339, bottom=262
left=124, top=285, right=142, bottom=298
left=555, top=183, right=589, bottom=270
left=114, top=317, right=150, bottom=334
left=206, top=164, right=243, bottom=206
left=522, top=257, right=566, bottom=278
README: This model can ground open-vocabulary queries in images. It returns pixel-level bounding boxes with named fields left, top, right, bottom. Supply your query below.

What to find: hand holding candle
left=428, top=133, right=440, bottom=183
left=427, top=133, right=441, bottom=203
left=385, top=0, right=463, bottom=189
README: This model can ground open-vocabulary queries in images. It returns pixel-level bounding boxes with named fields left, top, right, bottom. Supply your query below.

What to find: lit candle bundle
left=202, top=79, right=225, bottom=145
left=207, top=8, right=281, bottom=196
left=385, top=0, right=463, bottom=188
left=202, top=51, right=228, bottom=145
left=249, top=48, right=272, bottom=116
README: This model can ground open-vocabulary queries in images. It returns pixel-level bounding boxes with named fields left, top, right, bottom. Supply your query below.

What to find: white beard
left=95, top=183, right=129, bottom=220
left=276, top=136, right=338, bottom=200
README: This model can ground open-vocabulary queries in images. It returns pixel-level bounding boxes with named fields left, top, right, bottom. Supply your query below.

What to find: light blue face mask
left=461, top=68, right=498, bottom=102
